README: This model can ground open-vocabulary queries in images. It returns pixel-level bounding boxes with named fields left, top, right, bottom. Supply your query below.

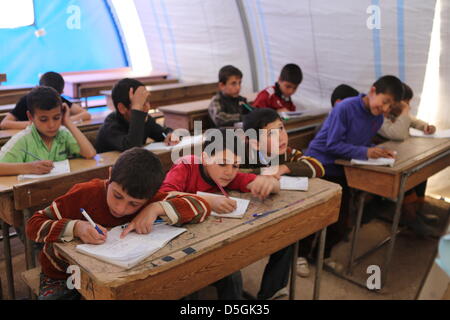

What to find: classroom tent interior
left=0, top=0, right=449, bottom=300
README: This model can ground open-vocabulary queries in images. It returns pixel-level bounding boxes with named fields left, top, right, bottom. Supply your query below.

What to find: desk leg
left=313, top=228, right=327, bottom=300
left=23, top=209, right=35, bottom=270
left=381, top=173, right=408, bottom=287
left=289, top=241, right=299, bottom=300
left=1, top=221, right=15, bottom=300
left=347, top=191, right=367, bottom=275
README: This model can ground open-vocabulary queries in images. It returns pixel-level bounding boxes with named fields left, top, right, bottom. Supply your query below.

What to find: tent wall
left=133, top=0, right=435, bottom=113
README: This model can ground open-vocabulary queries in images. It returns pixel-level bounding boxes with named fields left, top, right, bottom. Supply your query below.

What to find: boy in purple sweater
left=301, top=75, right=403, bottom=270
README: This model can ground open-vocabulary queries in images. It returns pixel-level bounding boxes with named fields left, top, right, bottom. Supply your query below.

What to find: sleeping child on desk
left=159, top=128, right=279, bottom=299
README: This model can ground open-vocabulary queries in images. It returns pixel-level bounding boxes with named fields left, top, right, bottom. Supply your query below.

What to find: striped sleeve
left=26, top=203, right=73, bottom=243
left=158, top=193, right=211, bottom=226
left=284, top=148, right=326, bottom=178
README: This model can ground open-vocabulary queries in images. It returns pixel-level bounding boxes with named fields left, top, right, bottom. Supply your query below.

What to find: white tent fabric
left=127, top=0, right=436, bottom=114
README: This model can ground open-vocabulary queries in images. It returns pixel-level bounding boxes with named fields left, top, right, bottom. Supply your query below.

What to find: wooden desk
left=54, top=178, right=341, bottom=300
left=0, top=73, right=6, bottom=83
left=101, top=82, right=218, bottom=109
left=158, top=92, right=258, bottom=132
left=0, top=85, right=34, bottom=105
left=62, top=68, right=173, bottom=99
left=335, top=137, right=450, bottom=288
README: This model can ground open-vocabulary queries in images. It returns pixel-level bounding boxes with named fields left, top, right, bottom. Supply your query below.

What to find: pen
left=120, top=218, right=165, bottom=229
left=21, top=149, right=42, bottom=161
left=80, top=208, right=104, bottom=236
left=214, top=179, right=230, bottom=198
left=242, top=103, right=254, bottom=112
left=162, top=132, right=167, bottom=138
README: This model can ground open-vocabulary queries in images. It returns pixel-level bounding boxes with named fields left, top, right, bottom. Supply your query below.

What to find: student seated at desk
left=0, top=86, right=96, bottom=174
left=95, top=78, right=179, bottom=153
left=26, top=147, right=211, bottom=300
left=313, top=84, right=360, bottom=137
left=208, top=65, right=252, bottom=128
left=0, top=71, right=91, bottom=130
left=378, top=83, right=439, bottom=236
left=241, top=108, right=325, bottom=279
left=252, top=64, right=302, bottom=112
left=160, top=129, right=279, bottom=299
left=304, top=75, right=403, bottom=270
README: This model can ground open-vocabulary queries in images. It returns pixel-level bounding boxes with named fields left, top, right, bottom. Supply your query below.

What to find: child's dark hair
left=110, top=147, right=164, bottom=199
left=203, top=128, right=246, bottom=158
left=243, top=108, right=281, bottom=132
left=39, top=72, right=65, bottom=94
left=218, top=65, right=243, bottom=84
left=402, top=83, right=413, bottom=101
left=111, top=78, right=145, bottom=111
left=372, top=75, right=404, bottom=102
left=279, top=64, right=303, bottom=85
left=330, top=84, right=359, bottom=106
left=26, top=86, right=62, bottom=115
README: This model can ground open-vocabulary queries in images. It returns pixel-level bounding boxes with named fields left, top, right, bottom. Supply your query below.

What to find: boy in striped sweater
left=26, top=148, right=211, bottom=300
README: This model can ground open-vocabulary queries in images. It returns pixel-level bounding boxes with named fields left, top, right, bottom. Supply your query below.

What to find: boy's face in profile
left=278, top=80, right=298, bottom=98
left=367, top=87, right=395, bottom=116
left=27, top=106, right=62, bottom=139
left=106, top=181, right=148, bottom=218
left=203, top=149, right=241, bottom=187
left=257, top=119, right=288, bottom=156
left=219, top=76, right=242, bottom=98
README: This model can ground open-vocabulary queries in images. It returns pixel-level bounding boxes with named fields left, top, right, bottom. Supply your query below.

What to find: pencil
left=21, top=149, right=41, bottom=161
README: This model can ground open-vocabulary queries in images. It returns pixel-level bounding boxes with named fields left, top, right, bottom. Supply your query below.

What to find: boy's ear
left=26, top=111, right=33, bottom=121
left=218, top=82, right=226, bottom=91
left=117, top=102, right=128, bottom=116
left=369, top=86, right=377, bottom=96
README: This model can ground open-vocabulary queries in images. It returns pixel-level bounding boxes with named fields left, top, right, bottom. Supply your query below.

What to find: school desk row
left=2, top=135, right=449, bottom=299
left=0, top=144, right=342, bottom=300
left=0, top=68, right=173, bottom=105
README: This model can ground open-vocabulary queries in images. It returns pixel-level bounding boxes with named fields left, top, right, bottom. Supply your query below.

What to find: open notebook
left=144, top=135, right=203, bottom=151
left=410, top=128, right=450, bottom=139
left=280, top=176, right=308, bottom=191
left=76, top=224, right=187, bottom=269
left=196, top=191, right=250, bottom=219
left=18, top=159, right=71, bottom=180
left=350, top=157, right=396, bottom=167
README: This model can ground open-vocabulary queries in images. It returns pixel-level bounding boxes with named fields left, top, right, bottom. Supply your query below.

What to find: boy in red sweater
left=253, top=64, right=303, bottom=112
left=26, top=147, right=211, bottom=300
left=160, top=129, right=279, bottom=299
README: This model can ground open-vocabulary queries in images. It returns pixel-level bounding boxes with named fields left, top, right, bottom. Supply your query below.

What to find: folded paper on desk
left=350, top=157, right=396, bottom=167
left=410, top=128, right=450, bottom=139
left=18, top=159, right=70, bottom=180
left=144, top=135, right=203, bottom=151
left=280, top=176, right=308, bottom=191
left=76, top=224, right=187, bottom=269
left=196, top=191, right=250, bottom=219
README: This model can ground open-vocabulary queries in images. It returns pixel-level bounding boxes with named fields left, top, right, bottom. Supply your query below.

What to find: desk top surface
left=100, top=82, right=217, bottom=96
left=63, top=70, right=168, bottom=84
left=159, top=92, right=258, bottom=114
left=336, top=137, right=450, bottom=174
left=55, top=178, right=341, bottom=287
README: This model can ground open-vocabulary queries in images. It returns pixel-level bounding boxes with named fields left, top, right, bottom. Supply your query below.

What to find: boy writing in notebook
left=26, top=147, right=211, bottom=300
left=241, top=107, right=325, bottom=281
left=252, top=64, right=302, bottom=112
left=208, top=65, right=251, bottom=128
left=304, top=75, right=403, bottom=270
left=160, top=128, right=279, bottom=299
left=0, top=71, right=91, bottom=130
left=95, top=78, right=179, bottom=153
left=0, top=86, right=96, bottom=175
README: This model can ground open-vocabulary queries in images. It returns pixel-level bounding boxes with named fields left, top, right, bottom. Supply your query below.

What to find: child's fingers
left=120, top=222, right=135, bottom=238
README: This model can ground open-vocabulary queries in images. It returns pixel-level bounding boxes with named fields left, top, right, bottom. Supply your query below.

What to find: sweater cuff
left=159, top=201, right=180, bottom=225
left=61, top=220, right=78, bottom=242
